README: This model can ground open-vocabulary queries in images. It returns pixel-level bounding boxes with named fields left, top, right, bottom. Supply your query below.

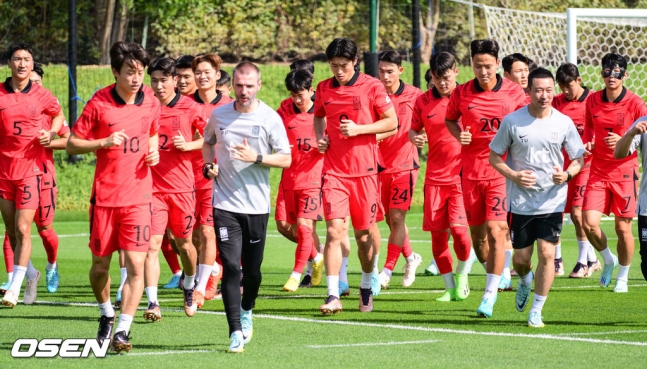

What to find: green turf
left=0, top=212, right=646, bottom=367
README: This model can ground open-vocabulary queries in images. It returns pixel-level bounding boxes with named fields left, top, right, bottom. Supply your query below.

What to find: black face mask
left=602, top=62, right=625, bottom=79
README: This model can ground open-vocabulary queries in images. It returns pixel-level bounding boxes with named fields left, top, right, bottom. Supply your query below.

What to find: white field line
left=560, top=329, right=647, bottom=336
left=26, top=300, right=647, bottom=347
left=307, top=339, right=440, bottom=348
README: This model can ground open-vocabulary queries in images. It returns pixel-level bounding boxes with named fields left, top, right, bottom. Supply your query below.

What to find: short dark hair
left=289, top=59, right=314, bottom=74
left=430, top=52, right=456, bottom=77
left=5, top=43, right=33, bottom=61
left=601, top=52, right=628, bottom=70
left=148, top=57, right=176, bottom=77
left=285, top=69, right=313, bottom=93
left=502, top=53, right=534, bottom=73
left=32, top=62, right=44, bottom=78
left=233, top=61, right=261, bottom=81
left=110, top=41, right=150, bottom=73
left=325, top=38, right=358, bottom=62
left=192, top=53, right=222, bottom=72
left=470, top=39, right=499, bottom=60
left=555, top=62, right=581, bottom=85
left=527, top=67, right=554, bottom=89
left=175, top=55, right=195, bottom=70
left=378, top=50, right=402, bottom=66
left=424, top=68, right=432, bottom=84
left=217, top=70, right=231, bottom=87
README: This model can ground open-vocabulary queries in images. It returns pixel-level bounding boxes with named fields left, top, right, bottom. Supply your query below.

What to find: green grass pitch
left=0, top=211, right=646, bottom=368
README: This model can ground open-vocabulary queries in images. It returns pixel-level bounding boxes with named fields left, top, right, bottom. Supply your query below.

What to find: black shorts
left=507, top=212, right=562, bottom=249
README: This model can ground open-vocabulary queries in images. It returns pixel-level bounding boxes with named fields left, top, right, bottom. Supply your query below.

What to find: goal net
left=483, top=6, right=647, bottom=100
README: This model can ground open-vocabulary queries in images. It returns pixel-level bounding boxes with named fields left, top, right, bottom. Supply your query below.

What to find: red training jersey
left=314, top=72, right=393, bottom=178
left=41, top=116, right=71, bottom=190
left=189, top=91, right=234, bottom=190
left=583, top=87, right=647, bottom=182
left=552, top=87, right=593, bottom=169
left=73, top=84, right=161, bottom=207
left=152, top=93, right=206, bottom=193
left=277, top=98, right=324, bottom=191
left=445, top=75, right=526, bottom=180
left=412, top=86, right=461, bottom=185
left=379, top=81, right=422, bottom=174
left=0, top=78, right=62, bottom=180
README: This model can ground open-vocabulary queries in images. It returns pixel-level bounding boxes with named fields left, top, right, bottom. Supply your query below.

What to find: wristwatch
left=565, top=170, right=572, bottom=182
left=254, top=154, right=263, bottom=165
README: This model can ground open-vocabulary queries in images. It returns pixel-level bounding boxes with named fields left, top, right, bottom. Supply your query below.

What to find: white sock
left=441, top=272, right=456, bottom=289
left=381, top=268, right=393, bottom=278
left=290, top=271, right=302, bottom=280
left=520, top=271, right=533, bottom=287
left=372, top=253, right=379, bottom=274
left=6, top=272, right=11, bottom=281
left=339, top=257, right=349, bottom=284
left=326, top=275, right=339, bottom=298
left=26, top=260, right=37, bottom=280
left=9, top=266, right=26, bottom=294
left=555, top=243, right=562, bottom=259
left=587, top=244, right=598, bottom=263
left=46, top=261, right=57, bottom=271
left=503, top=250, right=512, bottom=280
left=115, top=314, right=133, bottom=334
left=196, top=264, right=212, bottom=293
left=405, top=253, right=416, bottom=263
left=119, top=268, right=127, bottom=290
left=483, top=273, right=501, bottom=301
left=98, top=301, right=115, bottom=318
left=529, top=293, right=547, bottom=315
left=360, top=271, right=372, bottom=289
left=599, top=247, right=615, bottom=265
left=183, top=274, right=195, bottom=290
left=174, top=270, right=182, bottom=277
left=197, top=264, right=204, bottom=280
left=145, top=286, right=158, bottom=304
left=456, top=259, right=469, bottom=275
left=576, top=240, right=589, bottom=265
left=313, top=253, right=323, bottom=263
left=305, top=260, right=313, bottom=276
left=211, top=263, right=221, bottom=276
left=617, top=264, right=630, bottom=282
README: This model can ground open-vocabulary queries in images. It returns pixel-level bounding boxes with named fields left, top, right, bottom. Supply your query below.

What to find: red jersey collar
left=393, top=80, right=406, bottom=96
left=431, top=82, right=458, bottom=99
left=332, top=71, right=360, bottom=88
left=4, top=77, right=32, bottom=94
left=110, top=85, right=145, bottom=106
left=292, top=102, right=315, bottom=114
left=473, top=74, right=503, bottom=93
left=574, top=87, right=590, bottom=102
left=166, top=91, right=181, bottom=108
left=602, top=86, right=627, bottom=103
left=193, top=90, right=222, bottom=105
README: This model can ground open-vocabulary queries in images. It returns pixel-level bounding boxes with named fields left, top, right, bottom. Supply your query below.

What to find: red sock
left=450, top=226, right=471, bottom=262
left=39, top=229, right=59, bottom=264
left=161, top=236, right=182, bottom=275
left=402, top=235, right=413, bottom=258
left=3, top=232, right=13, bottom=273
left=309, top=241, right=318, bottom=260
left=431, top=231, right=453, bottom=274
left=384, top=243, right=402, bottom=271
left=294, top=225, right=313, bottom=273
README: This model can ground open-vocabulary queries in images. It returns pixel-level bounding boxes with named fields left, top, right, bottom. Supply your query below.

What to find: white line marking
left=561, top=329, right=647, bottom=336
left=0, top=233, right=89, bottom=239
left=307, top=339, right=440, bottom=348
left=127, top=349, right=214, bottom=356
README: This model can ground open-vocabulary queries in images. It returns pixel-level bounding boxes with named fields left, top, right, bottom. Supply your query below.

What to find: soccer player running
left=410, top=52, right=473, bottom=301
left=375, top=50, right=423, bottom=289
left=502, top=53, right=536, bottom=105
left=445, top=39, right=526, bottom=318
left=581, top=53, right=647, bottom=292
left=66, top=41, right=161, bottom=352
left=553, top=63, right=601, bottom=278
left=490, top=68, right=585, bottom=328
left=315, top=38, right=397, bottom=314
left=1, top=44, right=65, bottom=308
left=216, top=70, right=232, bottom=97
left=143, top=57, right=207, bottom=322
left=277, top=69, right=325, bottom=292
left=203, top=62, right=291, bottom=353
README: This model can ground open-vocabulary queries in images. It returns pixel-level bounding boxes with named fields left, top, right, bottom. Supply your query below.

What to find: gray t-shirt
left=490, top=106, right=585, bottom=215
left=203, top=101, right=291, bottom=214
left=627, top=116, right=647, bottom=215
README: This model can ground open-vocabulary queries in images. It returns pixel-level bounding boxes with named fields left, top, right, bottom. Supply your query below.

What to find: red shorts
left=322, top=174, right=379, bottom=230
left=583, top=178, right=637, bottom=217
left=152, top=192, right=196, bottom=238
left=462, top=177, right=507, bottom=226
left=379, top=170, right=418, bottom=213
left=89, top=203, right=152, bottom=257
left=35, top=187, right=57, bottom=227
left=0, top=176, right=41, bottom=210
left=283, top=188, right=322, bottom=224
left=423, top=183, right=467, bottom=232
left=565, top=167, right=590, bottom=212
left=194, top=188, right=214, bottom=228
left=274, top=183, right=287, bottom=221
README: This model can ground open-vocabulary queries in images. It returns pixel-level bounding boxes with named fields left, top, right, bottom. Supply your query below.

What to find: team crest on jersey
left=29, top=105, right=37, bottom=118
left=353, top=96, right=361, bottom=110
left=219, top=227, right=229, bottom=241
left=251, top=125, right=260, bottom=137
left=550, top=132, right=558, bottom=143
left=324, top=203, right=332, bottom=215
left=617, top=113, right=625, bottom=126
left=141, top=117, right=149, bottom=133
left=398, top=102, right=408, bottom=115
left=502, top=102, right=510, bottom=115
left=642, top=228, right=647, bottom=241
left=172, top=116, right=181, bottom=130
